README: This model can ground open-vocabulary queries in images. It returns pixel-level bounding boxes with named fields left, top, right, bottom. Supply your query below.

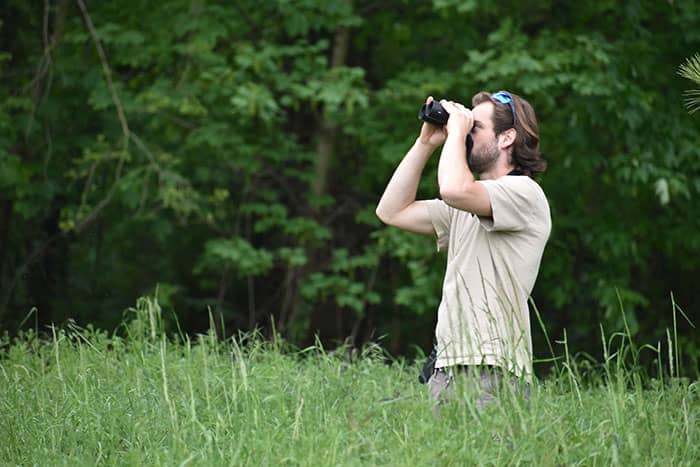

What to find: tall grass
left=1, top=296, right=697, bottom=466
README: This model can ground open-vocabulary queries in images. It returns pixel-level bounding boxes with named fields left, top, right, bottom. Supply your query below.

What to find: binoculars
left=418, top=99, right=473, bottom=156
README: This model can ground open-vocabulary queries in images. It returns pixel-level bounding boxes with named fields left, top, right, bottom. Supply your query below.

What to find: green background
left=1, top=0, right=698, bottom=374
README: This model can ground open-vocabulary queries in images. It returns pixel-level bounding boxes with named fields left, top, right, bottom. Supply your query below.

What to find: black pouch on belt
left=418, top=348, right=437, bottom=384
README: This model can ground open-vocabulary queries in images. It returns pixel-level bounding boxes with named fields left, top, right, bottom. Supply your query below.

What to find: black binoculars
left=418, top=99, right=473, bottom=156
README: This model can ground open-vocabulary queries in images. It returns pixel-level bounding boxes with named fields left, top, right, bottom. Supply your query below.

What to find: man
left=375, top=91, right=551, bottom=410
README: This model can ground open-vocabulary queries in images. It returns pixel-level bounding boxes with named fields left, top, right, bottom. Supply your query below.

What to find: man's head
left=470, top=91, right=546, bottom=177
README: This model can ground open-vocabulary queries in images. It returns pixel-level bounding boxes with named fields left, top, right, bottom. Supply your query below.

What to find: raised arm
left=376, top=99, right=446, bottom=234
left=437, top=100, right=492, bottom=217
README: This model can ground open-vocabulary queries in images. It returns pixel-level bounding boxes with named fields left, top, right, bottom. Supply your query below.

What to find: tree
left=1, top=1, right=698, bottom=372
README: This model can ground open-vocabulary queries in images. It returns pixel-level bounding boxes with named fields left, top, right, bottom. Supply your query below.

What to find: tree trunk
left=310, top=25, right=351, bottom=342
left=311, top=25, right=350, bottom=198
left=0, top=199, right=13, bottom=279
left=285, top=22, right=353, bottom=344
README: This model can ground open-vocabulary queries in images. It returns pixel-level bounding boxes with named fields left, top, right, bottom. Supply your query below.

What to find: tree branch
left=76, top=0, right=130, bottom=148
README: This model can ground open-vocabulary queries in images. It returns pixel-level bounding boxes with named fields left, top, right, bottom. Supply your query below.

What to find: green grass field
left=1, top=298, right=697, bottom=466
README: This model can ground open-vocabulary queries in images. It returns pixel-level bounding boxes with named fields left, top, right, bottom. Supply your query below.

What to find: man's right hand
left=418, top=96, right=447, bottom=147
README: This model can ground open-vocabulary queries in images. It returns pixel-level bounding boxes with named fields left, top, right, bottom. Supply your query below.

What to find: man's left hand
left=440, top=100, right=473, bottom=137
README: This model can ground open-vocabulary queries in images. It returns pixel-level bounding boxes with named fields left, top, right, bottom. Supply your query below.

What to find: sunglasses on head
left=491, top=91, right=516, bottom=128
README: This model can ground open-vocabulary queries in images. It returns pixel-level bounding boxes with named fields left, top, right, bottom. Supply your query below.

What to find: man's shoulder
left=499, top=174, right=543, bottom=190
left=483, top=175, right=548, bottom=204
left=478, top=175, right=550, bottom=232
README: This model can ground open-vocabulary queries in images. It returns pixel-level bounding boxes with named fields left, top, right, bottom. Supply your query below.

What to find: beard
left=467, top=138, right=499, bottom=174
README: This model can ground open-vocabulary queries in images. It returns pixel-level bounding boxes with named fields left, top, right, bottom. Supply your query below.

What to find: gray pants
left=428, top=366, right=529, bottom=414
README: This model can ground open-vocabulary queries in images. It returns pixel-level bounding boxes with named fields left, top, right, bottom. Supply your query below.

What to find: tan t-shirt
left=426, top=175, right=551, bottom=380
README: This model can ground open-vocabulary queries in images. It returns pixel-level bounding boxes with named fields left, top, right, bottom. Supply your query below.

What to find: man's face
left=468, top=102, right=500, bottom=173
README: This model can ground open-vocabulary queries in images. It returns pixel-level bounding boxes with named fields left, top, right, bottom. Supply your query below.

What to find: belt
left=435, top=364, right=503, bottom=376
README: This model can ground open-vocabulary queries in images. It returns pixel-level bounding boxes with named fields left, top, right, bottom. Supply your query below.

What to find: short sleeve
left=478, top=176, right=542, bottom=232
left=425, top=199, right=452, bottom=251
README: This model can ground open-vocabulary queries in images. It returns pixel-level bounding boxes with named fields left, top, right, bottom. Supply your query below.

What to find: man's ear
left=498, top=128, right=517, bottom=150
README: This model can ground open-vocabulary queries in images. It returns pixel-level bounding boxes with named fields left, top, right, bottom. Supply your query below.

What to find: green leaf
left=195, top=238, right=273, bottom=277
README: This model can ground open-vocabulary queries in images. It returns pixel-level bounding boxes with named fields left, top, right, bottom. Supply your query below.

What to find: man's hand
left=441, top=100, right=473, bottom=138
left=418, top=96, right=448, bottom=147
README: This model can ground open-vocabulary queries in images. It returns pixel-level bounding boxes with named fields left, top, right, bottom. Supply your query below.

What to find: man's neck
left=480, top=160, right=516, bottom=180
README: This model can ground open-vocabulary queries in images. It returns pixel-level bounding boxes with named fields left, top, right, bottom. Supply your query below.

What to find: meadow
left=1, top=297, right=697, bottom=466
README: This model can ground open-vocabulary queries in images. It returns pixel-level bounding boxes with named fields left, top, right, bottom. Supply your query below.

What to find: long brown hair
left=472, top=91, right=547, bottom=177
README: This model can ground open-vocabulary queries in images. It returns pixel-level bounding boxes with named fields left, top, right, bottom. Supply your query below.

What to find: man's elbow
left=439, top=184, right=491, bottom=216
left=375, top=206, right=393, bottom=225
left=439, top=185, right=463, bottom=205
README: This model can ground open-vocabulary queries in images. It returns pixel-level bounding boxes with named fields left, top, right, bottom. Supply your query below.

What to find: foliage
left=679, top=53, right=700, bottom=113
left=0, top=1, right=698, bottom=365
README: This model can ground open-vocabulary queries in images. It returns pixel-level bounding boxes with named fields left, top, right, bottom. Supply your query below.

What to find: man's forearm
left=376, top=138, right=436, bottom=221
left=436, top=129, right=491, bottom=217
left=438, top=130, right=474, bottom=191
